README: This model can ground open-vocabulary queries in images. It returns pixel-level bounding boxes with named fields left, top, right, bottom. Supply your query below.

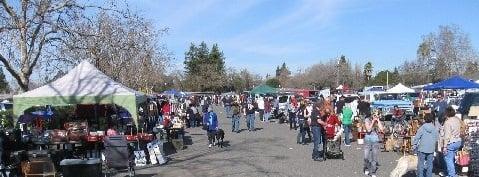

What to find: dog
left=215, top=129, right=225, bottom=148
left=384, top=134, right=396, bottom=152
left=389, top=155, right=418, bottom=177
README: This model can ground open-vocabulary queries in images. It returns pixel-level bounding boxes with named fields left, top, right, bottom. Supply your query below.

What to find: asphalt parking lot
left=116, top=106, right=441, bottom=177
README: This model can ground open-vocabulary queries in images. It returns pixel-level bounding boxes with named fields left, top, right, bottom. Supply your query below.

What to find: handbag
left=457, top=148, right=470, bottom=166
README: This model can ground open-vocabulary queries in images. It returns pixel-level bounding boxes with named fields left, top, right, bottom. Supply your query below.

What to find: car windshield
left=279, top=96, right=288, bottom=103
left=407, top=93, right=419, bottom=98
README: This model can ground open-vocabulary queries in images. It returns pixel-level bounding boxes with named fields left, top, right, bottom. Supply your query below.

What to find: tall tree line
left=183, top=42, right=226, bottom=92
left=399, top=25, right=479, bottom=86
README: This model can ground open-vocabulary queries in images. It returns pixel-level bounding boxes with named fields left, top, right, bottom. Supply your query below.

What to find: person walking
left=231, top=102, right=241, bottom=133
left=433, top=95, right=448, bottom=126
left=297, top=104, right=309, bottom=144
left=257, top=97, right=265, bottom=121
left=440, top=107, right=463, bottom=177
left=341, top=103, right=353, bottom=146
left=186, top=104, right=197, bottom=128
left=358, top=96, right=370, bottom=120
left=363, top=111, right=384, bottom=177
left=391, top=105, right=405, bottom=127
left=413, top=113, right=439, bottom=177
left=224, top=96, right=233, bottom=118
left=308, top=103, right=326, bottom=161
left=203, top=107, right=219, bottom=148
left=335, top=96, right=345, bottom=115
left=274, top=97, right=279, bottom=119
left=264, top=98, right=272, bottom=122
left=244, top=99, right=257, bottom=131
left=289, top=96, right=298, bottom=130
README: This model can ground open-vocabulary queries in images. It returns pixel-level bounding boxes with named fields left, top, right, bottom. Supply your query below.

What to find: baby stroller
left=324, top=123, right=344, bottom=160
left=103, top=136, right=135, bottom=177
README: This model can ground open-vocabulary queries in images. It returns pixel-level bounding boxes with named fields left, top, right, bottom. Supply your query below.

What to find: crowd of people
left=159, top=93, right=466, bottom=177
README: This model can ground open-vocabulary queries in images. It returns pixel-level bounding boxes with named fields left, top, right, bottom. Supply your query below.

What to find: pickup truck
left=371, top=93, right=414, bottom=121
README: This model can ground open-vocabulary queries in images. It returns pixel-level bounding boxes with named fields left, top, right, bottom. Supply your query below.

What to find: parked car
left=371, top=93, right=414, bottom=121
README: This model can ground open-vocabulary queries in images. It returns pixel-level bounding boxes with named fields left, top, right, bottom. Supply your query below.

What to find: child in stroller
left=324, top=112, right=344, bottom=159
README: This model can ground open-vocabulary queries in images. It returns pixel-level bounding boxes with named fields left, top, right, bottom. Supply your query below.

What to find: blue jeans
left=297, top=120, right=306, bottom=143
left=364, top=142, right=379, bottom=175
left=225, top=106, right=232, bottom=118
left=418, top=152, right=434, bottom=177
left=444, top=141, right=462, bottom=177
left=343, top=124, right=351, bottom=145
left=189, top=119, right=196, bottom=128
left=247, top=114, right=255, bottom=131
left=311, top=126, right=322, bottom=159
left=289, top=112, right=297, bottom=129
left=232, top=115, right=240, bottom=132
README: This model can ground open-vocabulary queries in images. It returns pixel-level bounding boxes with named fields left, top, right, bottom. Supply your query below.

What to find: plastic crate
left=60, top=158, right=101, bottom=177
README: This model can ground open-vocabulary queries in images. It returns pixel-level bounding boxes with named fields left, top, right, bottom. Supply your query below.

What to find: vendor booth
left=250, top=85, right=277, bottom=95
left=423, top=75, right=479, bottom=90
left=13, top=61, right=146, bottom=126
left=7, top=61, right=171, bottom=177
left=386, top=83, right=415, bottom=94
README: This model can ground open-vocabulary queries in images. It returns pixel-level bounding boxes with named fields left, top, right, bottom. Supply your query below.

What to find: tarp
left=387, top=83, right=415, bottom=93
left=423, top=75, right=479, bottom=90
left=13, top=61, right=146, bottom=125
left=250, top=85, right=277, bottom=95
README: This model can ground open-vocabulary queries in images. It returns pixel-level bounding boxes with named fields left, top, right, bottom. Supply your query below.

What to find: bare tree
left=416, top=25, right=478, bottom=81
left=60, top=11, right=171, bottom=91
left=0, top=0, right=94, bottom=91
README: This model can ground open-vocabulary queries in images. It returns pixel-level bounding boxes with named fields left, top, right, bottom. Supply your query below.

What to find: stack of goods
left=466, top=119, right=479, bottom=176
left=172, top=116, right=185, bottom=129
left=64, top=122, right=88, bottom=142
left=86, top=131, right=105, bottom=142
left=51, top=129, right=68, bottom=143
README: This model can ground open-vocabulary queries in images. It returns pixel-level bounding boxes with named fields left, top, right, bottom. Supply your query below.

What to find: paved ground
left=116, top=106, right=438, bottom=177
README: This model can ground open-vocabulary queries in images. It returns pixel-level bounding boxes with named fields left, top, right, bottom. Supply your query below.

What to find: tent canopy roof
left=387, top=83, right=415, bottom=93
left=13, top=61, right=145, bottom=125
left=250, top=85, right=277, bottom=95
left=423, top=75, right=479, bottom=90
left=15, top=61, right=144, bottom=98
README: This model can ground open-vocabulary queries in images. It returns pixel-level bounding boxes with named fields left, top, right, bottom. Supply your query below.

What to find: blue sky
left=126, top=0, right=479, bottom=76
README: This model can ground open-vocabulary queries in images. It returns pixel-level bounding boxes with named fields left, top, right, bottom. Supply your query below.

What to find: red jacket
left=325, top=114, right=341, bottom=139
left=162, top=103, right=171, bottom=115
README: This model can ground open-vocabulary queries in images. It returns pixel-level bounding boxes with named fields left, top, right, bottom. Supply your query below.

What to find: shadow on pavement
left=163, top=142, right=177, bottom=156
left=218, top=140, right=231, bottom=148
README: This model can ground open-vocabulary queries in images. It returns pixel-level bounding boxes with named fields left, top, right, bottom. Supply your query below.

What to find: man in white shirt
left=257, top=97, right=265, bottom=121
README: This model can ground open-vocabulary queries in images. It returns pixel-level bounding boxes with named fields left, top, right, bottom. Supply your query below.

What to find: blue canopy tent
left=423, top=75, right=479, bottom=90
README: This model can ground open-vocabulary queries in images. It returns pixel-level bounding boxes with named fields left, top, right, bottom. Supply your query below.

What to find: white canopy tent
left=387, top=83, right=415, bottom=93
left=13, top=61, right=146, bottom=125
